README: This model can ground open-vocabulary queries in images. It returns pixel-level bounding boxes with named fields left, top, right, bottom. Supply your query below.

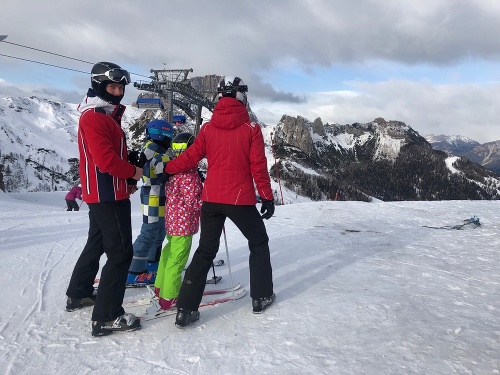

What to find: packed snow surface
left=0, top=191, right=499, bottom=374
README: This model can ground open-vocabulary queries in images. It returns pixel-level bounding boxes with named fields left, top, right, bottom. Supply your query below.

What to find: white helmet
left=217, top=76, right=248, bottom=105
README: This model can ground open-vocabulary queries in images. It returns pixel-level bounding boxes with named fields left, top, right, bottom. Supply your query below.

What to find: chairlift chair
left=172, top=115, right=187, bottom=125
left=136, top=98, right=164, bottom=110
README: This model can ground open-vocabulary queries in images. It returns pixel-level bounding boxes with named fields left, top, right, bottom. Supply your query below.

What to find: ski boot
left=126, top=262, right=158, bottom=287
left=252, top=293, right=276, bottom=314
left=92, top=313, right=141, bottom=337
left=175, top=309, right=200, bottom=328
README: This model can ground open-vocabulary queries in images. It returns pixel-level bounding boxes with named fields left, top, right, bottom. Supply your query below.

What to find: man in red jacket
left=158, top=76, right=276, bottom=327
left=65, top=62, right=142, bottom=337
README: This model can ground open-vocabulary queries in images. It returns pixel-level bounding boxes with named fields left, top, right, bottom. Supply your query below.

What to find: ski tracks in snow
left=0, top=211, right=86, bottom=375
left=26, top=237, right=78, bottom=318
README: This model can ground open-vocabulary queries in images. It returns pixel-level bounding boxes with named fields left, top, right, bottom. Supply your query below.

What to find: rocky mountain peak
left=312, top=117, right=325, bottom=136
left=277, top=115, right=316, bottom=157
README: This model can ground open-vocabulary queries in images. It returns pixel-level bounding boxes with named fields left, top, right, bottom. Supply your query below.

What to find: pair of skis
left=184, top=259, right=224, bottom=270
left=125, top=282, right=243, bottom=308
left=129, top=283, right=246, bottom=322
left=94, top=259, right=226, bottom=288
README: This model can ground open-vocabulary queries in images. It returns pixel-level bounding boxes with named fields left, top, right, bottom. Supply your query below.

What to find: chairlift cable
left=0, top=39, right=151, bottom=79
left=0, top=53, right=88, bottom=74
left=2, top=40, right=94, bottom=64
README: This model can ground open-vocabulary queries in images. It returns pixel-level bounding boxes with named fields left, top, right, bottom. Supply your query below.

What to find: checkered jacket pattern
left=140, top=140, right=170, bottom=223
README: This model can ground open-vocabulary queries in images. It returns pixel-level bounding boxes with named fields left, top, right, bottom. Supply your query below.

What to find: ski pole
left=211, top=262, right=217, bottom=284
left=270, top=132, right=284, bottom=205
left=222, top=226, right=235, bottom=302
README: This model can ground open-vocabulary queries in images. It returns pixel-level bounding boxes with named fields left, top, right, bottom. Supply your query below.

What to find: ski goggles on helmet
left=148, top=127, right=172, bottom=138
left=92, top=68, right=131, bottom=85
left=172, top=142, right=189, bottom=152
left=217, top=84, right=248, bottom=94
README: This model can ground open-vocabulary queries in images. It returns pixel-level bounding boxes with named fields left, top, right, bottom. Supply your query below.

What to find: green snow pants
left=154, top=234, right=193, bottom=299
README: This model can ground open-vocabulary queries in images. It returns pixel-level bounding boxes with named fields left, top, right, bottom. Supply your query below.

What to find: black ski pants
left=66, top=199, right=133, bottom=322
left=66, top=199, right=79, bottom=211
left=177, top=202, right=274, bottom=311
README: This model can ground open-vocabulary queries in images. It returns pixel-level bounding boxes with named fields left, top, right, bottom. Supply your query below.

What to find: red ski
left=140, top=288, right=247, bottom=322
left=124, top=283, right=242, bottom=308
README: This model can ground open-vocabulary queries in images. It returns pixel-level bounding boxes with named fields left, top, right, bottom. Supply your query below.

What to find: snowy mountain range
left=0, top=96, right=142, bottom=192
left=424, top=134, right=481, bottom=154
left=1, top=95, right=499, bottom=201
left=461, top=141, right=500, bottom=174
left=270, top=116, right=500, bottom=200
left=426, top=134, right=500, bottom=174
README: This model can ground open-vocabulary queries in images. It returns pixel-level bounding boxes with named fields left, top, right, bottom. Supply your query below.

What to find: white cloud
left=253, top=80, right=500, bottom=143
left=2, top=0, right=500, bottom=142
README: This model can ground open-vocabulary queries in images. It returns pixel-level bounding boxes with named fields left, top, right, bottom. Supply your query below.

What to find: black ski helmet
left=91, top=62, right=130, bottom=105
left=217, top=76, right=248, bottom=105
left=171, top=132, right=195, bottom=156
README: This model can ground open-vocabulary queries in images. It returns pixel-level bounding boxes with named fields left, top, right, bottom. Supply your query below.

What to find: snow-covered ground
left=0, top=191, right=499, bottom=374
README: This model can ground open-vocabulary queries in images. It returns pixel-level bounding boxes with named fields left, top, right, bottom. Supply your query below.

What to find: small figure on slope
left=65, top=184, right=82, bottom=211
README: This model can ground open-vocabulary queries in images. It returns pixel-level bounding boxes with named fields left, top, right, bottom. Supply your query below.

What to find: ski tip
left=200, top=288, right=247, bottom=307
left=206, top=275, right=223, bottom=284
left=203, top=282, right=242, bottom=296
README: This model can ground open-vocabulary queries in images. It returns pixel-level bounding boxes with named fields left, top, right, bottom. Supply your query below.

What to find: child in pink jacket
left=154, top=132, right=203, bottom=310
left=65, top=185, right=82, bottom=211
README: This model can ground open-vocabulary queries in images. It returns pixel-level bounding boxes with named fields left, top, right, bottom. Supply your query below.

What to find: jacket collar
left=77, top=88, right=126, bottom=122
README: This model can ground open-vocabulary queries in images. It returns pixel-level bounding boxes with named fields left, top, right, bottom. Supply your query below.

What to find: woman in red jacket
left=159, top=76, right=276, bottom=327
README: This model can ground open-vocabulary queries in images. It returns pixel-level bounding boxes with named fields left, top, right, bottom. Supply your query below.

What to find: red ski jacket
left=77, top=97, right=136, bottom=203
left=165, top=97, right=273, bottom=205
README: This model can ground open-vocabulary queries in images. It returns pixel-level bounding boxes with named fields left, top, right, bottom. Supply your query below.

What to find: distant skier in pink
left=65, top=184, right=83, bottom=211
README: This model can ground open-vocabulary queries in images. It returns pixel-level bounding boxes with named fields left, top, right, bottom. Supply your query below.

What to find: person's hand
left=260, top=199, right=275, bottom=220
left=132, top=166, right=142, bottom=181
left=128, top=184, right=138, bottom=194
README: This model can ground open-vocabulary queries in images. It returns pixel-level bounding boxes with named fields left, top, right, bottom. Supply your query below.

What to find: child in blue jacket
left=126, top=119, right=173, bottom=286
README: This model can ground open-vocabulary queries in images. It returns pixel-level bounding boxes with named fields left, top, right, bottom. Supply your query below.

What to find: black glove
left=137, top=152, right=147, bottom=168
left=127, top=150, right=139, bottom=186
left=128, top=150, right=140, bottom=166
left=260, top=199, right=275, bottom=220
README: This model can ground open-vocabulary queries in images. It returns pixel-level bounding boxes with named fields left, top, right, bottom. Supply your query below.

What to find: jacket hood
left=210, top=97, right=250, bottom=130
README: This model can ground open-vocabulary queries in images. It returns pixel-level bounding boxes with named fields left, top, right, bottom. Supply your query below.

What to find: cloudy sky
left=1, top=0, right=500, bottom=143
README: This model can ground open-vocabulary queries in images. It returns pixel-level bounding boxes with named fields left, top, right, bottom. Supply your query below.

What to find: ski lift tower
left=142, top=68, right=192, bottom=123
left=134, top=67, right=218, bottom=135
